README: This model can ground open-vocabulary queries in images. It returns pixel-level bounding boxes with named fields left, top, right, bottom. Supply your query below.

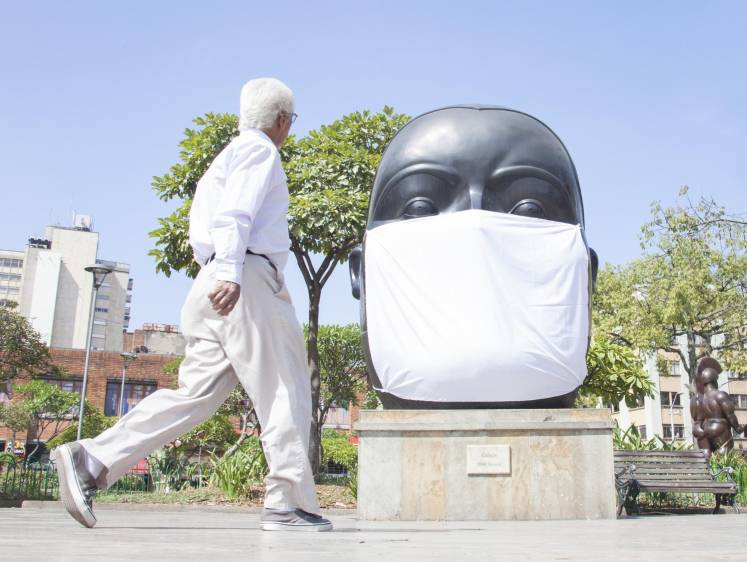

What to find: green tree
left=593, top=188, right=747, bottom=383
left=0, top=400, right=33, bottom=454
left=313, top=324, right=368, bottom=462
left=10, top=380, right=80, bottom=461
left=578, top=337, right=655, bottom=407
left=0, top=303, right=51, bottom=385
left=149, top=108, right=409, bottom=472
left=284, top=109, right=409, bottom=472
left=150, top=113, right=240, bottom=279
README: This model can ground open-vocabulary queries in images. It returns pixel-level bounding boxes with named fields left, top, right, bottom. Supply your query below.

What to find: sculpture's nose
left=468, top=183, right=484, bottom=210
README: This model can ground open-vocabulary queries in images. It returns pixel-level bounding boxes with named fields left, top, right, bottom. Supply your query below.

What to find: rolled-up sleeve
left=210, top=144, right=278, bottom=284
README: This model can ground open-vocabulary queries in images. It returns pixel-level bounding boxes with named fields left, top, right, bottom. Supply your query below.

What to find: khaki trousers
left=81, top=255, right=320, bottom=513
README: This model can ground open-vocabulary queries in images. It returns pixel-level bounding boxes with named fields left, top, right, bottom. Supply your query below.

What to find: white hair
left=239, top=78, right=294, bottom=131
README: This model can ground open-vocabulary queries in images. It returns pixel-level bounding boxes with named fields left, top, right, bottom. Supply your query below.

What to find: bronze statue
left=349, top=106, right=598, bottom=409
left=691, top=357, right=745, bottom=457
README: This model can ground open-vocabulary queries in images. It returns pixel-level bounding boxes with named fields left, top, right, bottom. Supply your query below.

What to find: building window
left=662, top=424, right=685, bottom=440
left=0, top=286, right=19, bottom=294
left=668, top=361, right=681, bottom=376
left=734, top=394, right=747, bottom=409
left=39, top=377, right=83, bottom=394
left=95, top=307, right=109, bottom=313
left=97, top=294, right=110, bottom=301
left=631, top=396, right=645, bottom=409
left=638, top=425, right=647, bottom=440
left=0, top=258, right=23, bottom=268
left=660, top=392, right=682, bottom=407
left=105, top=381, right=157, bottom=416
left=0, top=273, right=21, bottom=282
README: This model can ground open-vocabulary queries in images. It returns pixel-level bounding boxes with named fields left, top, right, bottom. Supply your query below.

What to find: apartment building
left=0, top=249, right=25, bottom=307
left=612, top=345, right=747, bottom=450
left=2, top=217, right=132, bottom=352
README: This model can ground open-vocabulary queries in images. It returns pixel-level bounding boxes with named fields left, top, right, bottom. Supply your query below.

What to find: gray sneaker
left=51, top=443, right=99, bottom=528
left=260, top=508, right=333, bottom=532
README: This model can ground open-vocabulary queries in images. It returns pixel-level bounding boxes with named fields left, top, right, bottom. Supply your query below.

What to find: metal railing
left=0, top=463, right=58, bottom=500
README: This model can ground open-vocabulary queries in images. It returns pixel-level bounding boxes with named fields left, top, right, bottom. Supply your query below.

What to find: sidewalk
left=1, top=503, right=744, bottom=561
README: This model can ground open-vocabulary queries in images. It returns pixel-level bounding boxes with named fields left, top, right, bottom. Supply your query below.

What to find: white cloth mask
left=363, top=209, right=591, bottom=403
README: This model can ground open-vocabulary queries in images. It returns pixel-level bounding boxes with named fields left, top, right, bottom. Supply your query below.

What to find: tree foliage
left=578, top=338, right=655, bottom=407
left=149, top=113, right=240, bottom=279
left=0, top=400, right=34, bottom=435
left=9, top=380, right=81, bottom=459
left=314, top=324, right=368, bottom=432
left=0, top=303, right=51, bottom=384
left=593, top=188, right=747, bottom=382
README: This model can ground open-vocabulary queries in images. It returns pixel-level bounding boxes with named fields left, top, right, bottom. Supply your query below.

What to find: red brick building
left=0, top=348, right=177, bottom=453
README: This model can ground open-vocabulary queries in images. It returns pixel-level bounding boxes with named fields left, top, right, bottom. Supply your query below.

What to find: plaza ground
left=1, top=503, right=744, bottom=561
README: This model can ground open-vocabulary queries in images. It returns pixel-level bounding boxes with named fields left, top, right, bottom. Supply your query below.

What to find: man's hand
left=208, top=281, right=240, bottom=316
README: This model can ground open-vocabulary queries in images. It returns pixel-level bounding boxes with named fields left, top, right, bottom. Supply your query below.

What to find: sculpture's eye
left=402, top=197, right=438, bottom=219
left=509, top=199, right=546, bottom=219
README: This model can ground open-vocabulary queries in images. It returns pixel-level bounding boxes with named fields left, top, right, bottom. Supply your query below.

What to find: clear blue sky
left=1, top=1, right=745, bottom=330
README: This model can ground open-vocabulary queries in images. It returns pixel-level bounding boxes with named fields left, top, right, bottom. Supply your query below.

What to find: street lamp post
left=76, top=264, right=113, bottom=441
left=118, top=352, right=137, bottom=417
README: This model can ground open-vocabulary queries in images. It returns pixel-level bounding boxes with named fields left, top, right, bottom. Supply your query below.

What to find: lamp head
left=85, top=264, right=114, bottom=289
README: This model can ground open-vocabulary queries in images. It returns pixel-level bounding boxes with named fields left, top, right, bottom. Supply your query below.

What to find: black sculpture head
left=350, top=106, right=598, bottom=409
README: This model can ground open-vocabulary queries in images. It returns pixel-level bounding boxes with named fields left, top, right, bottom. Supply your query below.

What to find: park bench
left=613, top=449, right=738, bottom=516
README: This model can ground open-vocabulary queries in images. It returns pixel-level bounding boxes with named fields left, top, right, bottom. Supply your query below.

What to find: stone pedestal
left=355, top=409, right=616, bottom=521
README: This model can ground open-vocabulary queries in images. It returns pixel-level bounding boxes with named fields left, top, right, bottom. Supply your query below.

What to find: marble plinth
left=355, top=409, right=616, bottom=521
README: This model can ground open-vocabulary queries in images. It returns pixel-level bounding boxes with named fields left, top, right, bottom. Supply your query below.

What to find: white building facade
left=4, top=220, right=132, bottom=353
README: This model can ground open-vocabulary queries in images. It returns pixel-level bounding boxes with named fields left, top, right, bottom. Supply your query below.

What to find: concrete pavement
left=1, top=504, right=745, bottom=561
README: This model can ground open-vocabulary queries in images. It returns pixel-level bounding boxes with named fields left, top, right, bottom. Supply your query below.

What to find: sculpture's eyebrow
left=488, top=165, right=565, bottom=189
left=379, top=162, right=462, bottom=201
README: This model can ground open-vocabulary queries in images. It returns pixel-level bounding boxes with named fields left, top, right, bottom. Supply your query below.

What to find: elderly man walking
left=51, top=78, right=332, bottom=532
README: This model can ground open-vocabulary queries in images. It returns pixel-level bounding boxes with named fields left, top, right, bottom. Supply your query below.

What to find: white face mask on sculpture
left=363, top=209, right=591, bottom=403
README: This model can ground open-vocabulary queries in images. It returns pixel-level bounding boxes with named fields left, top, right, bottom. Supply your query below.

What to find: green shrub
left=180, top=414, right=238, bottom=454
left=710, top=450, right=747, bottom=504
left=209, top=436, right=267, bottom=499
left=321, top=430, right=358, bottom=498
left=321, top=430, right=357, bottom=472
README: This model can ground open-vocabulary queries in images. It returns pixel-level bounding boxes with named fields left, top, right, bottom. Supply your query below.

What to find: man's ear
left=349, top=245, right=362, bottom=300
left=589, top=247, right=599, bottom=291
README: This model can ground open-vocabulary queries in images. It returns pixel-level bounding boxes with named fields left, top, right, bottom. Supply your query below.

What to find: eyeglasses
left=289, top=112, right=298, bottom=124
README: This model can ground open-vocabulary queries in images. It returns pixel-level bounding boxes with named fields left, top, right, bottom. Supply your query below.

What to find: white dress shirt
left=189, top=129, right=291, bottom=284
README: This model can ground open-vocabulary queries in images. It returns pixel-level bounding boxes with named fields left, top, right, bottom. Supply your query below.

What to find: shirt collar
left=240, top=128, right=274, bottom=144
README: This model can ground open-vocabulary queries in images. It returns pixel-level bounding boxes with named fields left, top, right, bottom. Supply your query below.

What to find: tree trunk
left=307, top=284, right=322, bottom=476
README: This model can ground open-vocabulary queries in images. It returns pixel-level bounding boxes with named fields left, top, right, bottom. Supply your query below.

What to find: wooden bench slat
left=638, top=483, right=736, bottom=492
left=614, top=451, right=705, bottom=457
left=614, top=460, right=707, bottom=466
left=614, top=457, right=707, bottom=464
left=616, top=466, right=711, bottom=472
left=614, top=464, right=711, bottom=471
